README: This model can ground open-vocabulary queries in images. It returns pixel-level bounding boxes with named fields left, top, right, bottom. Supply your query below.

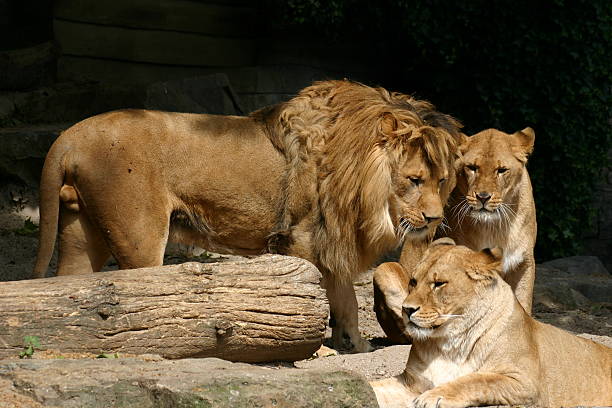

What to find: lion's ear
left=512, top=127, right=535, bottom=163
left=482, top=247, right=503, bottom=262
left=458, top=132, right=470, bottom=155
left=380, top=113, right=399, bottom=141
left=466, top=248, right=503, bottom=281
left=431, top=237, right=456, bottom=247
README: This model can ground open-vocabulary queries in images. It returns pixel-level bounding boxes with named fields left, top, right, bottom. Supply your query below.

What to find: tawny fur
left=33, top=80, right=461, bottom=352
left=371, top=241, right=612, bottom=408
left=375, top=127, right=537, bottom=343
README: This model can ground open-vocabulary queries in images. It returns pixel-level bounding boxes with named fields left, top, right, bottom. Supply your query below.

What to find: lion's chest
left=421, top=356, right=475, bottom=387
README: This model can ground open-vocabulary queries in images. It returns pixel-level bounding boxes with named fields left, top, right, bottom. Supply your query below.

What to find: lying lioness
left=375, top=127, right=537, bottom=344
left=371, top=239, right=612, bottom=408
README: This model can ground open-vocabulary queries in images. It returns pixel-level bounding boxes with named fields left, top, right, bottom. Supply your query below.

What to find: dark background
left=1, top=0, right=610, bottom=265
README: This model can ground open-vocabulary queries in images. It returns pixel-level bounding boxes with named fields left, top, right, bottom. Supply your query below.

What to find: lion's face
left=388, top=146, right=454, bottom=242
left=401, top=239, right=501, bottom=340
left=455, top=128, right=535, bottom=224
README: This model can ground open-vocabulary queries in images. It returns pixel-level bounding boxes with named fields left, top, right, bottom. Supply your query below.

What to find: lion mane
left=256, top=80, right=461, bottom=283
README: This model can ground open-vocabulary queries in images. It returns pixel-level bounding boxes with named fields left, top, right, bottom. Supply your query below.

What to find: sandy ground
left=0, top=192, right=610, bottom=382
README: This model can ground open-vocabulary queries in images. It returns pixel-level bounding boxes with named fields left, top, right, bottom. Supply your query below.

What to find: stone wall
left=51, top=0, right=374, bottom=113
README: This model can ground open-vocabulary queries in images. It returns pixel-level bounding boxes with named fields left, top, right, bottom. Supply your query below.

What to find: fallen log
left=0, top=255, right=328, bottom=362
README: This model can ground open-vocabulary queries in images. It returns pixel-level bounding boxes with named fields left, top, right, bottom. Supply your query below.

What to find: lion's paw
left=352, top=337, right=373, bottom=353
left=413, top=391, right=465, bottom=408
left=331, top=330, right=372, bottom=353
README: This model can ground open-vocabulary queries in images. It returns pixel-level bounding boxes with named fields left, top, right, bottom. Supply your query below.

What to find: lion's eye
left=408, top=177, right=422, bottom=186
left=432, top=281, right=447, bottom=289
left=439, top=178, right=447, bottom=185
left=409, top=278, right=417, bottom=287
left=466, top=164, right=478, bottom=172
left=497, top=167, right=508, bottom=174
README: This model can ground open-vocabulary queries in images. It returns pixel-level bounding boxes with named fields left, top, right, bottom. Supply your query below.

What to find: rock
left=0, top=124, right=66, bottom=186
left=145, top=73, right=244, bottom=115
left=0, top=42, right=58, bottom=91
left=542, top=255, right=610, bottom=277
left=578, top=333, right=612, bottom=348
left=314, top=345, right=338, bottom=358
left=535, top=257, right=612, bottom=305
left=296, top=344, right=411, bottom=381
left=0, top=358, right=378, bottom=407
left=0, top=81, right=144, bottom=126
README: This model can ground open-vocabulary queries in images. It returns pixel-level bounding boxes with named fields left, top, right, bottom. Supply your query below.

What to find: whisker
left=396, top=219, right=413, bottom=243
left=450, top=198, right=467, bottom=216
left=503, top=206, right=511, bottom=229
left=502, top=203, right=516, bottom=216
left=439, top=314, right=463, bottom=318
left=494, top=206, right=504, bottom=228
left=497, top=203, right=514, bottom=229
left=438, top=217, right=451, bottom=233
left=457, top=201, right=472, bottom=226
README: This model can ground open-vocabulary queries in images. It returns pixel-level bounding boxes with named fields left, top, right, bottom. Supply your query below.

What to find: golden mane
left=252, top=80, right=461, bottom=282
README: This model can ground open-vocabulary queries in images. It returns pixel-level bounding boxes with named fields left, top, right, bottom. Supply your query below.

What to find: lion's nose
left=403, top=305, right=419, bottom=317
left=476, top=192, right=491, bottom=205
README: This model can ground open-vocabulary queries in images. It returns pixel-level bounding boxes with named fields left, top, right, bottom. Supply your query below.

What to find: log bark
left=0, top=255, right=328, bottom=362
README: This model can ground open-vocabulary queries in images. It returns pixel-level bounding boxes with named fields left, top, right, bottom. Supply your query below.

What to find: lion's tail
left=32, top=139, right=67, bottom=278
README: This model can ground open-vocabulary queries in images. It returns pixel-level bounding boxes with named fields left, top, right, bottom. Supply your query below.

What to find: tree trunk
left=0, top=255, right=328, bottom=362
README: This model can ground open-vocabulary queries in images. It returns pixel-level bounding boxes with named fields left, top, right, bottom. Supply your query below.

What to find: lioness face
left=389, top=147, right=453, bottom=242
left=457, top=128, right=535, bottom=224
left=401, top=242, right=499, bottom=340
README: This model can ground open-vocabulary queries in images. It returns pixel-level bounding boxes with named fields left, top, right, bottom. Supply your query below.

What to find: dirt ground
left=0, top=194, right=610, bottom=381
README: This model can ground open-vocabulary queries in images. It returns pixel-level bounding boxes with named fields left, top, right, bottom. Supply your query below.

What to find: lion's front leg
left=413, top=372, right=535, bottom=408
left=324, top=276, right=372, bottom=352
left=504, top=253, right=535, bottom=314
left=373, top=262, right=411, bottom=344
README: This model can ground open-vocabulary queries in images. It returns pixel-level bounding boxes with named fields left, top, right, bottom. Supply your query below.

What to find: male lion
left=375, top=128, right=536, bottom=343
left=33, top=80, right=461, bottom=352
left=371, top=239, right=612, bottom=408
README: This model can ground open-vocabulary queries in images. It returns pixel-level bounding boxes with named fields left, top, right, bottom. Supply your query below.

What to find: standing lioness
left=371, top=239, right=612, bottom=408
left=33, top=80, right=461, bottom=352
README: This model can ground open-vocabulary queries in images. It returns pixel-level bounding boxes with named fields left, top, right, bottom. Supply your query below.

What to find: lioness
left=375, top=128, right=536, bottom=343
left=371, top=239, right=612, bottom=408
left=33, top=80, right=461, bottom=352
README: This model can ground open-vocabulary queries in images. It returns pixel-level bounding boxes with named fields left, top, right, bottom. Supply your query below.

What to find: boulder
left=536, top=256, right=611, bottom=305
left=0, top=42, right=58, bottom=91
left=542, top=255, right=610, bottom=277
left=0, top=357, right=378, bottom=408
left=0, top=124, right=66, bottom=185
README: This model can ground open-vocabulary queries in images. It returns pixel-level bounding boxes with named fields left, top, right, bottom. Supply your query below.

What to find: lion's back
left=534, top=321, right=612, bottom=406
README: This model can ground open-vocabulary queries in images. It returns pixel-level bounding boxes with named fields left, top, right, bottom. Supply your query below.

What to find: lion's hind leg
left=100, top=212, right=169, bottom=271
left=57, top=197, right=111, bottom=276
